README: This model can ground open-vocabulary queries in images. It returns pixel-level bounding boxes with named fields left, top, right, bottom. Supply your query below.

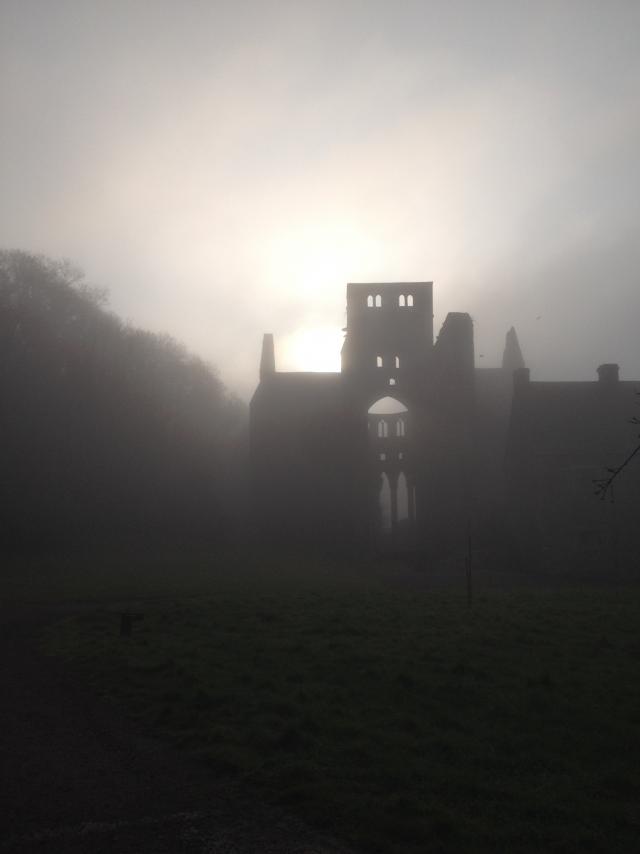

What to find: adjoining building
left=250, top=282, right=639, bottom=571
left=507, top=363, right=640, bottom=572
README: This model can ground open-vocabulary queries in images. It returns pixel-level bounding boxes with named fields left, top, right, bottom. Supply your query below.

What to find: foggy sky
left=2, top=0, right=640, bottom=398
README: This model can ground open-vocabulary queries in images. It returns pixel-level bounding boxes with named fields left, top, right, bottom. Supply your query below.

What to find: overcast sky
left=2, top=0, right=640, bottom=398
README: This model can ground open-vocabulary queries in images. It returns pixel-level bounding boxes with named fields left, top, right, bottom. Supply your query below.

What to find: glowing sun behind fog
left=264, top=221, right=388, bottom=373
left=279, top=325, right=344, bottom=373
left=265, top=222, right=385, bottom=302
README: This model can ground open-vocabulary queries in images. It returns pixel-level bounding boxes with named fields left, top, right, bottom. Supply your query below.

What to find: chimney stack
left=597, top=363, right=619, bottom=385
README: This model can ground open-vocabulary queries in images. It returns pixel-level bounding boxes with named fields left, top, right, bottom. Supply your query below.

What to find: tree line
left=0, top=250, right=247, bottom=553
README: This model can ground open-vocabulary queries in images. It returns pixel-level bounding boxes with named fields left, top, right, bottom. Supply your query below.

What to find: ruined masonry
left=250, top=282, right=640, bottom=570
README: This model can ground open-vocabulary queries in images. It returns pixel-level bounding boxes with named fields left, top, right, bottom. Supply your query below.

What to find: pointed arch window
left=396, top=418, right=405, bottom=437
left=407, top=294, right=414, bottom=307
left=375, top=294, right=382, bottom=307
left=367, top=294, right=374, bottom=307
left=397, top=472, right=409, bottom=521
left=377, top=420, right=389, bottom=438
left=399, top=294, right=406, bottom=307
left=379, top=473, right=392, bottom=532
left=376, top=355, right=383, bottom=368
left=394, top=355, right=400, bottom=369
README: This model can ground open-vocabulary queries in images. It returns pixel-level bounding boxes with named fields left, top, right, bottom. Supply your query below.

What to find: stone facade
left=251, top=282, right=640, bottom=570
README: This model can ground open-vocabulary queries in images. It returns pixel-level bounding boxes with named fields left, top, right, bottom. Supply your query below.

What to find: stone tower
left=340, top=282, right=433, bottom=402
left=250, top=281, right=478, bottom=552
left=337, top=284, right=435, bottom=541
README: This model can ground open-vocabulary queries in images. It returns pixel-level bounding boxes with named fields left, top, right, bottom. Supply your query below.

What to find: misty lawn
left=43, top=565, right=640, bottom=854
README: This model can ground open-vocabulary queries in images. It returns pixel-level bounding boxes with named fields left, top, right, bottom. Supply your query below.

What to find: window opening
left=368, top=397, right=408, bottom=415
left=396, top=418, right=405, bottom=437
left=407, top=294, right=414, bottom=307
left=389, top=377, right=396, bottom=386
left=375, top=294, right=382, bottom=307
left=394, top=355, right=400, bottom=369
left=399, top=294, right=405, bottom=307
left=379, top=453, right=386, bottom=461
left=379, top=474, right=392, bottom=532
left=367, top=294, right=374, bottom=307
left=376, top=355, right=383, bottom=368
left=377, top=420, right=388, bottom=438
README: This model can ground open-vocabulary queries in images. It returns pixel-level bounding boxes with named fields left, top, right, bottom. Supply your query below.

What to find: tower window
left=399, top=294, right=405, bottom=307
left=394, top=355, right=400, bottom=369
left=407, top=294, right=414, bottom=307
left=380, top=453, right=386, bottom=461
left=389, top=378, right=396, bottom=386
left=398, top=452, right=404, bottom=460
left=396, top=418, right=405, bottom=437
left=367, top=294, right=374, bottom=307
left=376, top=355, right=383, bottom=368
left=377, top=420, right=388, bottom=438
left=375, top=294, right=382, bottom=307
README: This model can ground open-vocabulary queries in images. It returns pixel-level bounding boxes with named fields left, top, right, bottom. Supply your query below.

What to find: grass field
left=42, top=555, right=640, bottom=853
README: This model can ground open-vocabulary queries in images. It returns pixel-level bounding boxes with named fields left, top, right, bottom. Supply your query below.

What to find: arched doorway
left=367, top=397, right=412, bottom=543
left=368, top=396, right=409, bottom=416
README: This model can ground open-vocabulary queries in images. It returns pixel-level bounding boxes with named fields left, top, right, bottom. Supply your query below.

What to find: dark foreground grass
left=45, top=569, right=640, bottom=853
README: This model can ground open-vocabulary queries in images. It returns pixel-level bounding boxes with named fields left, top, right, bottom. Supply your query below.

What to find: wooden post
left=466, top=519, right=472, bottom=609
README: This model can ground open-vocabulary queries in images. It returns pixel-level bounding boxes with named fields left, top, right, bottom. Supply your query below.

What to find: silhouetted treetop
left=0, top=250, right=246, bottom=552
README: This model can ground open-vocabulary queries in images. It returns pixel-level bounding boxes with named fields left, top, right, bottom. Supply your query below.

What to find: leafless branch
left=593, top=392, right=640, bottom=501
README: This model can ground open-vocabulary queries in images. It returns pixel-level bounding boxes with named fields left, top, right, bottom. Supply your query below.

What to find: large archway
left=367, top=395, right=410, bottom=416
left=367, top=397, right=413, bottom=543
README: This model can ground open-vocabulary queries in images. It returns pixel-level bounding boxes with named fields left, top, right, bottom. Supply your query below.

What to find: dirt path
left=0, top=605, right=352, bottom=853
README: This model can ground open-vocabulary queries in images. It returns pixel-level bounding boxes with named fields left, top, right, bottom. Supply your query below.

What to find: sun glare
left=265, top=221, right=385, bottom=300
left=279, top=326, right=343, bottom=373
left=263, top=220, right=387, bottom=373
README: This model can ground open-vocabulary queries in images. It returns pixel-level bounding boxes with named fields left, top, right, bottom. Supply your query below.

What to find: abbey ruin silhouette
left=251, top=282, right=640, bottom=570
